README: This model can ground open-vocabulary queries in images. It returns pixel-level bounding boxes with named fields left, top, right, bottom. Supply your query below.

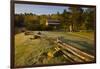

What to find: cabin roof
left=47, top=19, right=60, bottom=25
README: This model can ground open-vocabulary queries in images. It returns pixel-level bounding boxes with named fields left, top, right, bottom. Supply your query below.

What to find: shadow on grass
left=58, top=37, right=95, bottom=55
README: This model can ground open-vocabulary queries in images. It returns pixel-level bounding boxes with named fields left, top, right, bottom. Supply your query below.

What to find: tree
left=68, top=6, right=83, bottom=32
left=60, top=9, right=70, bottom=31
left=84, top=8, right=95, bottom=30
left=39, top=15, right=47, bottom=30
left=15, top=14, right=24, bottom=27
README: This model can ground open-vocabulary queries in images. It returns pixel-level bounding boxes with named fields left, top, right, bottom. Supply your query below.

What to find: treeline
left=14, top=6, right=95, bottom=33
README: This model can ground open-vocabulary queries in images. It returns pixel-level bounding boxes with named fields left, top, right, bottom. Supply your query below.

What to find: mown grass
left=15, top=33, right=66, bottom=67
left=15, top=31, right=95, bottom=67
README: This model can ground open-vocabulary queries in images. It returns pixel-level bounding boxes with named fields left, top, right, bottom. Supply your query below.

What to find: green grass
left=15, top=31, right=95, bottom=67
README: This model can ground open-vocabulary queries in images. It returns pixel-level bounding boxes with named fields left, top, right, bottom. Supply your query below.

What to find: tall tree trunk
left=69, top=24, right=73, bottom=32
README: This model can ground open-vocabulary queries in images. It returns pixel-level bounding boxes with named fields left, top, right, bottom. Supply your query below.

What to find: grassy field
left=15, top=31, right=95, bottom=67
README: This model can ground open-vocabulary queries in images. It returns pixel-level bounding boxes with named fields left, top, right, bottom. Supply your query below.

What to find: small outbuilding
left=46, top=19, right=61, bottom=30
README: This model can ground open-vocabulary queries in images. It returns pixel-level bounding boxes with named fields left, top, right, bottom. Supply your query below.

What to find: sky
left=15, top=3, right=69, bottom=15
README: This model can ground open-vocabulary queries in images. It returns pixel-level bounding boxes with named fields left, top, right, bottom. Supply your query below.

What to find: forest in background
left=14, top=6, right=95, bottom=34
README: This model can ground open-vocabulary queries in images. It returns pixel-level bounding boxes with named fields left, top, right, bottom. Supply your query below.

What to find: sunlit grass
left=15, top=31, right=95, bottom=67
